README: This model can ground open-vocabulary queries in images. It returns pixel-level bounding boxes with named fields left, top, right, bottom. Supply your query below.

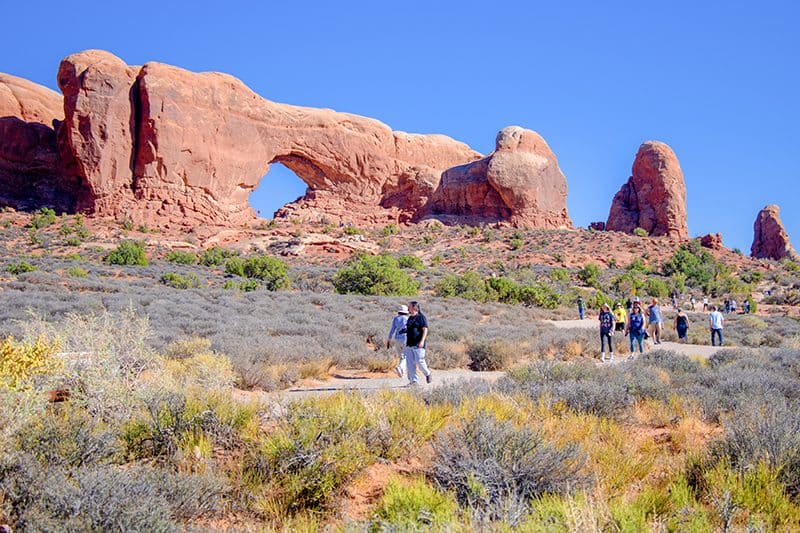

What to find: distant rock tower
left=606, top=141, right=688, bottom=239
left=751, top=204, right=798, bottom=260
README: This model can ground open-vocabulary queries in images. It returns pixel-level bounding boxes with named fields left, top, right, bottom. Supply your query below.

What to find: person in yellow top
left=613, top=302, right=627, bottom=333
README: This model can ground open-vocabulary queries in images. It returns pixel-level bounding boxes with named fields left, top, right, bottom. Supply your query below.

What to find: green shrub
left=633, top=227, right=648, bottom=237
left=223, top=279, right=259, bottom=292
left=65, top=237, right=82, bottom=247
left=645, top=277, right=670, bottom=298
left=577, top=263, right=601, bottom=289
left=200, top=246, right=237, bottom=267
left=509, top=237, right=524, bottom=250
left=662, top=241, right=723, bottom=293
left=120, top=218, right=134, bottom=231
left=333, top=254, right=418, bottom=296
left=5, top=261, right=37, bottom=275
left=435, top=272, right=488, bottom=301
left=371, top=476, right=458, bottom=529
left=381, top=223, right=399, bottom=236
left=67, top=266, right=88, bottom=278
left=225, top=256, right=289, bottom=290
left=160, top=272, right=201, bottom=289
left=28, top=207, right=57, bottom=229
left=224, top=256, right=245, bottom=277
left=104, top=241, right=148, bottom=266
left=549, top=267, right=569, bottom=282
left=343, top=226, right=362, bottom=235
left=627, top=257, right=651, bottom=273
left=518, top=284, right=562, bottom=309
left=397, top=254, right=424, bottom=270
left=165, top=250, right=197, bottom=265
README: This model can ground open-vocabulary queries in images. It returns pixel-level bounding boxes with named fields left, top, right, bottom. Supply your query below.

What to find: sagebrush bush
left=4, top=260, right=37, bottom=275
left=431, top=414, right=586, bottom=523
left=370, top=476, right=458, bottom=530
left=160, top=271, right=201, bottom=289
left=333, top=254, right=419, bottom=296
left=467, top=339, right=516, bottom=371
left=104, top=240, right=149, bottom=266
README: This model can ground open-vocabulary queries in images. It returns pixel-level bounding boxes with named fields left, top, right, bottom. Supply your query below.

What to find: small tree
left=577, top=263, right=601, bottom=289
left=333, top=254, right=418, bottom=296
left=105, top=241, right=149, bottom=266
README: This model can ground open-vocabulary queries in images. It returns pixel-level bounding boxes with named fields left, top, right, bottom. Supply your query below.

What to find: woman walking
left=599, top=303, right=615, bottom=363
left=674, top=308, right=689, bottom=343
left=626, top=301, right=646, bottom=359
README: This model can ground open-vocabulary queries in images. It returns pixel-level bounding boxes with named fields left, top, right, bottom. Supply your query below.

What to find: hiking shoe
left=407, top=380, right=418, bottom=387
left=395, top=365, right=403, bottom=377
left=426, top=373, right=432, bottom=384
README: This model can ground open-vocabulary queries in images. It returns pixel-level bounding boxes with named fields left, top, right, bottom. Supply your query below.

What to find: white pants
left=405, top=346, right=431, bottom=383
left=390, top=338, right=407, bottom=374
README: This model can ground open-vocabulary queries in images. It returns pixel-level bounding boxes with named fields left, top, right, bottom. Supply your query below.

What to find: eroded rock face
left=0, top=73, right=78, bottom=211
left=700, top=232, right=724, bottom=250
left=751, top=205, right=797, bottom=260
left=428, top=126, right=572, bottom=228
left=3, top=50, right=574, bottom=228
left=606, top=141, right=688, bottom=239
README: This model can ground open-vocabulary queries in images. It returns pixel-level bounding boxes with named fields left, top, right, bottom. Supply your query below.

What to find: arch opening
left=249, top=161, right=309, bottom=219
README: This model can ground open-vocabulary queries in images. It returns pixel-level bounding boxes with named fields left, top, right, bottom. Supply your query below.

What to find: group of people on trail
left=595, top=296, right=732, bottom=360
left=386, top=301, right=432, bottom=386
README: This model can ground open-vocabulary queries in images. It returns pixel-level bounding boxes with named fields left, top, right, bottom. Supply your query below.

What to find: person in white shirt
left=386, top=304, right=409, bottom=377
left=709, top=305, right=725, bottom=346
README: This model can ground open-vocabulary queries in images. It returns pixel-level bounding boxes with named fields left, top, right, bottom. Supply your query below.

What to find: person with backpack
left=577, top=296, right=585, bottom=320
left=405, top=301, right=432, bottom=385
left=386, top=304, right=409, bottom=377
left=674, top=308, right=689, bottom=342
left=626, top=301, right=646, bottom=358
left=599, top=303, right=615, bottom=363
left=647, top=298, right=663, bottom=345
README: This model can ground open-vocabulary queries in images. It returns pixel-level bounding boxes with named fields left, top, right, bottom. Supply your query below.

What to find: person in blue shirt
left=647, top=298, right=663, bottom=345
left=626, top=301, right=646, bottom=358
left=386, top=304, right=409, bottom=377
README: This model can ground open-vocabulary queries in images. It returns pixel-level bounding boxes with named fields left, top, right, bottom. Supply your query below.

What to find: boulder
left=606, top=141, right=688, bottom=239
left=699, top=232, right=723, bottom=250
left=0, top=74, right=77, bottom=211
left=589, top=221, right=606, bottom=231
left=751, top=204, right=797, bottom=260
left=428, top=126, right=572, bottom=228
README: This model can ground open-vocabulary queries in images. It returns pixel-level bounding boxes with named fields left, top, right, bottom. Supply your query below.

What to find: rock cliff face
left=606, top=141, right=688, bottom=239
left=0, top=50, right=575, bottom=229
left=429, top=126, right=572, bottom=227
left=751, top=205, right=797, bottom=260
left=0, top=73, right=79, bottom=211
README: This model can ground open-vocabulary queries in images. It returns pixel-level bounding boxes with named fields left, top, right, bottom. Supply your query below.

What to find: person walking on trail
left=709, top=305, right=725, bottom=346
left=599, top=303, right=615, bottom=363
left=702, top=296, right=709, bottom=312
left=674, top=308, right=689, bottom=343
left=730, top=299, right=737, bottom=314
left=671, top=292, right=678, bottom=309
left=613, top=302, right=627, bottom=333
left=577, top=296, right=585, bottom=320
left=626, top=301, right=646, bottom=358
left=626, top=297, right=632, bottom=314
left=386, top=304, right=409, bottom=377
left=647, top=298, right=663, bottom=345
left=743, top=299, right=751, bottom=314
left=690, top=295, right=696, bottom=311
left=405, top=301, right=432, bottom=385
left=724, top=299, right=731, bottom=314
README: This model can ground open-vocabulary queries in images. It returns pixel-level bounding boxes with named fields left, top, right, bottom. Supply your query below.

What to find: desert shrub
left=397, top=254, right=424, bottom=270
left=104, top=240, right=149, bottom=266
left=435, top=271, right=489, bottom=301
left=431, top=414, right=586, bottom=523
left=381, top=223, right=399, bottom=236
left=165, top=250, right=198, bottom=265
left=223, top=278, right=259, bottom=291
left=549, top=267, right=569, bottom=282
left=160, top=271, right=201, bottom=289
left=5, top=260, right=38, bottom=275
left=164, top=350, right=236, bottom=391
left=611, top=271, right=645, bottom=295
left=0, top=337, right=61, bottom=391
left=27, top=207, right=56, bottom=229
left=200, top=246, right=237, bottom=267
left=518, top=284, right=562, bottom=309
left=333, top=254, right=418, bottom=296
left=633, top=227, right=648, bottom=237
left=66, top=266, right=88, bottom=278
left=226, top=255, right=290, bottom=290
left=577, top=263, right=601, bottom=289
left=662, top=241, right=724, bottom=293
left=645, top=277, right=670, bottom=298
left=467, top=340, right=516, bottom=371
left=370, top=476, right=458, bottom=530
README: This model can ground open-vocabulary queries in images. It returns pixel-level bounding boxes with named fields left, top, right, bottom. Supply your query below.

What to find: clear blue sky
left=2, top=0, right=798, bottom=252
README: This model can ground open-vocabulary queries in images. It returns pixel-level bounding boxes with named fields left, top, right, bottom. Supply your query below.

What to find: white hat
left=398, top=304, right=409, bottom=314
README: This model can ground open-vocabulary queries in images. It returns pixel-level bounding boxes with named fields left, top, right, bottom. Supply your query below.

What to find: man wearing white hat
left=387, top=304, right=409, bottom=377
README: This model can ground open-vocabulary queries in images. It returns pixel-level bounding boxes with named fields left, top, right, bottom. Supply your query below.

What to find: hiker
left=724, top=299, right=731, bottom=314
left=730, top=299, right=737, bottom=314
left=743, top=299, right=751, bottom=314
left=599, top=303, right=615, bottom=363
left=671, top=292, right=678, bottom=308
left=577, top=296, right=585, bottom=320
left=647, top=298, right=663, bottom=345
left=674, top=308, right=689, bottom=342
left=709, top=305, right=725, bottom=346
left=405, top=301, right=432, bottom=385
left=690, top=295, right=696, bottom=310
left=702, top=296, right=709, bottom=312
left=625, top=297, right=632, bottom=313
left=626, top=301, right=646, bottom=358
left=386, top=304, right=409, bottom=377
left=613, top=302, right=627, bottom=333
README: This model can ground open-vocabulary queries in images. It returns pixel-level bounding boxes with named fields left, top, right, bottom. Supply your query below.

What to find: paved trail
left=284, top=319, right=731, bottom=396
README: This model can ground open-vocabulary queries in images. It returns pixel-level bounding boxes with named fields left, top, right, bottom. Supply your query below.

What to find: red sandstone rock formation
left=751, top=205, right=797, bottom=260
left=429, top=126, right=572, bottom=228
left=0, top=73, right=78, bottom=210
left=699, top=232, right=723, bottom=250
left=606, top=141, right=688, bottom=239
left=1, top=50, right=574, bottom=229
